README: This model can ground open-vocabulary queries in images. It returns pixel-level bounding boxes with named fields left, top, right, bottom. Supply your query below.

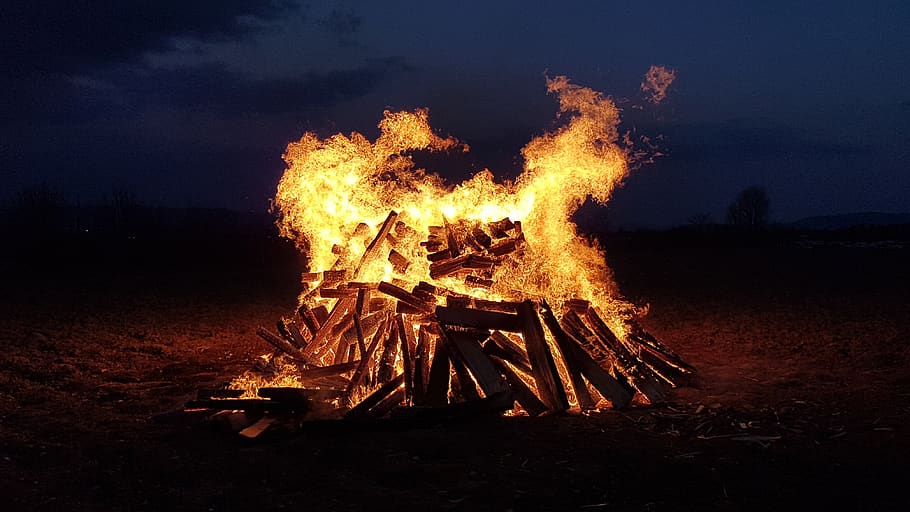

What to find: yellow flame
left=276, top=76, right=639, bottom=311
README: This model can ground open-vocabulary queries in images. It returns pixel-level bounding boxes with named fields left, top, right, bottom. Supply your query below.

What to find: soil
left=1, top=233, right=908, bottom=511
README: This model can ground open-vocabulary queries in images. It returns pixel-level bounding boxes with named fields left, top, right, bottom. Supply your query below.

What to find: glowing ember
left=223, top=73, right=694, bottom=419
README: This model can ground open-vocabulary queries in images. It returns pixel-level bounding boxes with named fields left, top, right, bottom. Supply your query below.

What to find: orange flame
left=640, top=65, right=676, bottom=104
left=238, top=75, right=664, bottom=398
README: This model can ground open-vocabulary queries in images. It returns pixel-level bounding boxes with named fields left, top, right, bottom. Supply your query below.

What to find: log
left=428, top=254, right=470, bottom=279
left=448, top=354, right=482, bottom=402
left=423, top=333, right=451, bottom=407
left=298, top=361, right=358, bottom=380
left=388, top=249, right=410, bottom=273
left=320, top=288, right=358, bottom=299
left=544, top=309, right=632, bottom=408
left=354, top=210, right=398, bottom=279
left=256, top=327, right=309, bottom=364
left=377, top=281, right=436, bottom=313
left=344, top=373, right=405, bottom=419
left=471, top=227, right=492, bottom=248
left=488, top=239, right=517, bottom=256
left=280, top=317, right=309, bottom=349
left=443, top=217, right=462, bottom=258
left=583, top=308, right=666, bottom=404
left=302, top=297, right=355, bottom=359
left=626, top=321, right=697, bottom=375
left=376, top=319, right=399, bottom=385
left=322, top=270, right=348, bottom=282
left=444, top=329, right=508, bottom=397
left=516, top=300, right=569, bottom=412
left=343, top=314, right=389, bottom=404
left=488, top=355, right=548, bottom=416
left=539, top=305, right=597, bottom=409
left=435, top=305, right=522, bottom=332
left=396, top=314, right=415, bottom=405
left=484, top=331, right=533, bottom=375
left=412, top=325, right=431, bottom=404
left=297, top=305, right=321, bottom=337
left=465, top=275, right=494, bottom=289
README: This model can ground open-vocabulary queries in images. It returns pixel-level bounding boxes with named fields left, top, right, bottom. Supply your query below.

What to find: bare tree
left=726, top=186, right=770, bottom=228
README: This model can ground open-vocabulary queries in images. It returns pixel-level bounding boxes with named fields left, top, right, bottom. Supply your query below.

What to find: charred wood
left=517, top=300, right=569, bottom=413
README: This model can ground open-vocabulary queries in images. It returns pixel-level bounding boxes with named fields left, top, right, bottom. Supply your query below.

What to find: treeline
left=0, top=184, right=274, bottom=241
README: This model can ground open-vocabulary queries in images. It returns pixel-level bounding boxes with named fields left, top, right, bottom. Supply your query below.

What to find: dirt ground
left=1, top=233, right=908, bottom=511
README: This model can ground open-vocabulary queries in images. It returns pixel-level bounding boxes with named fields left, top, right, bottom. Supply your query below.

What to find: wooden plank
left=539, top=305, right=597, bottom=409
left=343, top=314, right=389, bottom=405
left=344, top=373, right=405, bottom=419
left=354, top=210, right=398, bottom=279
left=281, top=318, right=309, bottom=349
left=256, top=327, right=309, bottom=363
left=488, top=355, right=548, bottom=416
left=516, top=300, right=569, bottom=412
left=448, top=354, right=482, bottom=402
left=443, top=217, right=462, bottom=258
left=238, top=416, right=278, bottom=439
left=388, top=249, right=410, bottom=273
left=376, top=319, right=399, bottom=385
left=423, top=333, right=451, bottom=407
left=583, top=307, right=666, bottom=404
left=445, top=329, right=508, bottom=397
left=396, top=314, right=415, bottom=405
left=297, top=305, right=321, bottom=337
left=302, top=297, right=355, bottom=359
left=484, top=331, right=533, bottom=375
left=412, top=325, right=431, bottom=404
left=377, top=281, right=436, bottom=313
left=298, top=361, right=358, bottom=380
left=435, top=305, right=522, bottom=332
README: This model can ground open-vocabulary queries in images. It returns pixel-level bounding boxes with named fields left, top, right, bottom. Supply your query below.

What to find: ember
left=189, top=73, right=693, bottom=436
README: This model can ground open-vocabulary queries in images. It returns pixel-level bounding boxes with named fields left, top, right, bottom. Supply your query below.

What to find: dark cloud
left=1, top=1, right=302, bottom=76
left=103, top=57, right=412, bottom=117
left=319, top=7, right=363, bottom=38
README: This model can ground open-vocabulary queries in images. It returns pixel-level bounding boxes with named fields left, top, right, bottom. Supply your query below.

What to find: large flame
left=232, top=75, right=675, bottom=402
left=275, top=76, right=634, bottom=313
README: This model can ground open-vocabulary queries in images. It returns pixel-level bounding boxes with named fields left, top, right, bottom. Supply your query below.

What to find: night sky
left=3, top=1, right=909, bottom=227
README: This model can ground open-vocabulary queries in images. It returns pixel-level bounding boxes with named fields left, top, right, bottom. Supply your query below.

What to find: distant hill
left=790, top=212, right=910, bottom=230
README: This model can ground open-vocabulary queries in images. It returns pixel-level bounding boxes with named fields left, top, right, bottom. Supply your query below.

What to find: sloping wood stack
left=187, top=210, right=695, bottom=436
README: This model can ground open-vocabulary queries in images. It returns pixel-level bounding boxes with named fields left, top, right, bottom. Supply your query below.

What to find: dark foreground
left=1, top=232, right=908, bottom=511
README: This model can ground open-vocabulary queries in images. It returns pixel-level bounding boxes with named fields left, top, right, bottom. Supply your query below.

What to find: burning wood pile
left=185, top=72, right=692, bottom=437
left=187, top=211, right=694, bottom=437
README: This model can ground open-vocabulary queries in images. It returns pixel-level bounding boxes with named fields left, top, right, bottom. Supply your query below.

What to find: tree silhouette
left=726, top=186, right=770, bottom=228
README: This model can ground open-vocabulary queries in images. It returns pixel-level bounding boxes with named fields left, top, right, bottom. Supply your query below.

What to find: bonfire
left=187, top=71, right=694, bottom=437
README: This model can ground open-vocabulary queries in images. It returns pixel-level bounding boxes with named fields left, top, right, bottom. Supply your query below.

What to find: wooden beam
left=516, top=300, right=568, bottom=413
left=435, top=305, right=522, bottom=332
left=488, top=355, right=548, bottom=416
left=354, top=210, right=398, bottom=279
left=539, top=305, right=597, bottom=409
left=445, top=328, right=508, bottom=397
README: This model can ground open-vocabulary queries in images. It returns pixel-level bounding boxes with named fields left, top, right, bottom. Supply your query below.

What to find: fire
left=275, top=76, right=631, bottom=314
left=226, top=73, right=691, bottom=414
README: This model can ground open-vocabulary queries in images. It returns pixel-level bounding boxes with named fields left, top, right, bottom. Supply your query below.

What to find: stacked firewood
left=186, top=211, right=695, bottom=437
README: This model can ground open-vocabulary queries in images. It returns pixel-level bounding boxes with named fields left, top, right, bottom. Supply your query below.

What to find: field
left=1, top=232, right=908, bottom=511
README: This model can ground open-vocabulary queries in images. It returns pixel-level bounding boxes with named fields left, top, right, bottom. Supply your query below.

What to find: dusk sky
left=3, top=1, right=909, bottom=227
